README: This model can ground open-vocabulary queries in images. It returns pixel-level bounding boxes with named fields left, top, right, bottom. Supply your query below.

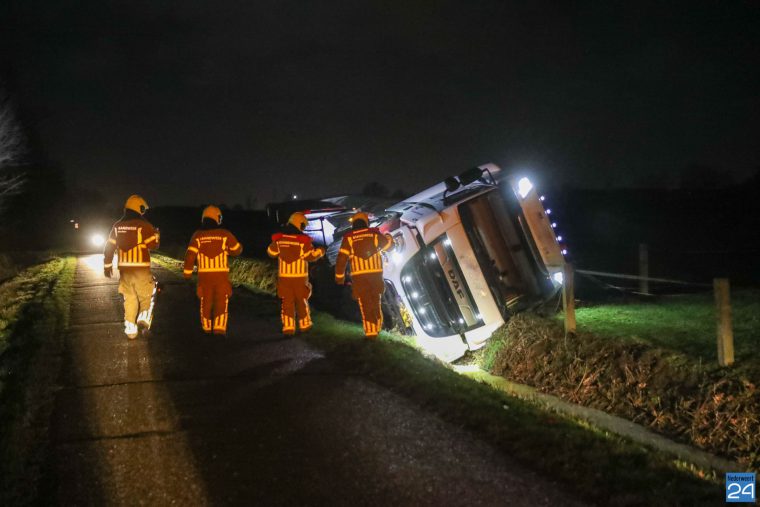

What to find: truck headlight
left=517, top=177, right=533, bottom=198
left=552, top=271, right=564, bottom=285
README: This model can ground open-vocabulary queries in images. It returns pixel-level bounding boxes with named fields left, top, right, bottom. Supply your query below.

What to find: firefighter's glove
left=104, top=266, right=113, bottom=278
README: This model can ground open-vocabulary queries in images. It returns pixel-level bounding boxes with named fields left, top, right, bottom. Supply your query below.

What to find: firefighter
left=267, top=212, right=324, bottom=335
left=104, top=195, right=160, bottom=339
left=183, top=205, right=243, bottom=335
left=334, top=211, right=393, bottom=339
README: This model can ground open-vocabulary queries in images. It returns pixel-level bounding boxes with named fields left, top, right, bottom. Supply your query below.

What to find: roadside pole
left=713, top=278, right=734, bottom=367
left=563, top=262, right=576, bottom=336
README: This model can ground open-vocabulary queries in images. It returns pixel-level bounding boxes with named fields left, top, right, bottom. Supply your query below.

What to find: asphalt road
left=48, top=255, right=585, bottom=506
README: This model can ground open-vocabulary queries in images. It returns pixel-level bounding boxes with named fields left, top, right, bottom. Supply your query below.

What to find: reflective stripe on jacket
left=267, top=233, right=323, bottom=277
left=184, top=228, right=243, bottom=275
left=104, top=216, right=159, bottom=269
left=335, top=228, right=393, bottom=279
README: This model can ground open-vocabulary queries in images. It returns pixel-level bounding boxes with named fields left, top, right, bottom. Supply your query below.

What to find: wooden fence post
left=639, top=243, right=649, bottom=295
left=713, top=278, right=734, bottom=367
left=563, top=262, right=576, bottom=336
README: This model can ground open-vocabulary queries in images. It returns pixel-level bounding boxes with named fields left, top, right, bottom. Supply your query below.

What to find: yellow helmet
left=202, top=205, right=222, bottom=224
left=350, top=211, right=369, bottom=225
left=288, top=212, right=308, bottom=231
left=125, top=195, right=148, bottom=215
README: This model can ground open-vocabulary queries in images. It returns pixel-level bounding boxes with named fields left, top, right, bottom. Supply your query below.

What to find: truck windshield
left=458, top=190, right=544, bottom=315
left=400, top=236, right=482, bottom=338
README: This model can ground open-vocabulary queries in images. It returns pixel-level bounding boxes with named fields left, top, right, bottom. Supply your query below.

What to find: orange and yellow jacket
left=104, top=213, right=159, bottom=270
left=335, top=228, right=393, bottom=281
left=183, top=228, right=243, bottom=276
left=267, top=232, right=324, bottom=277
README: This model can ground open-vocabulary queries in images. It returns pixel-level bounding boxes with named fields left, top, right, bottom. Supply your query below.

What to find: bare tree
left=0, top=90, right=25, bottom=207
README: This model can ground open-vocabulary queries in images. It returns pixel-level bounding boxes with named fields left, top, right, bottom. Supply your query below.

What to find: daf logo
left=448, top=269, right=465, bottom=299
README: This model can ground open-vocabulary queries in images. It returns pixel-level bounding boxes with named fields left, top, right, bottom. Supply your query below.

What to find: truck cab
left=367, top=163, right=564, bottom=361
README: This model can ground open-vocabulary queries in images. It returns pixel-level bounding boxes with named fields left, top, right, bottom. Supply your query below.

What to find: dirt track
left=47, top=255, right=585, bottom=506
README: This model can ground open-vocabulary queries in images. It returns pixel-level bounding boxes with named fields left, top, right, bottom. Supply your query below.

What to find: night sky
left=2, top=1, right=758, bottom=207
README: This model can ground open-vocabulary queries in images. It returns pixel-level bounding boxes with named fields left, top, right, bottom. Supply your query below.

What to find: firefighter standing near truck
left=103, top=195, right=160, bottom=339
left=183, top=206, right=243, bottom=335
left=334, top=211, right=393, bottom=339
left=267, top=212, right=324, bottom=335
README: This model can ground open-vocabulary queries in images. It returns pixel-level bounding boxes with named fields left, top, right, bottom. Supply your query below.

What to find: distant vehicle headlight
left=91, top=234, right=106, bottom=247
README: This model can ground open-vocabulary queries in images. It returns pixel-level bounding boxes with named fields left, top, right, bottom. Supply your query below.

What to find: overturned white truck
left=288, top=163, right=566, bottom=361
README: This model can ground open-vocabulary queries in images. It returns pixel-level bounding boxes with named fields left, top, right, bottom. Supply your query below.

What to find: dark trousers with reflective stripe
left=277, top=276, right=312, bottom=334
left=196, top=273, right=232, bottom=334
left=351, top=273, right=385, bottom=337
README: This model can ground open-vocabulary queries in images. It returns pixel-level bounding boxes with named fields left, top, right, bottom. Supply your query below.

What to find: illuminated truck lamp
left=552, top=272, right=564, bottom=285
left=517, top=177, right=533, bottom=198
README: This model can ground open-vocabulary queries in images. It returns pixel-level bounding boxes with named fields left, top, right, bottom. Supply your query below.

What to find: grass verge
left=155, top=253, right=723, bottom=504
left=475, top=310, right=760, bottom=470
left=573, top=290, right=760, bottom=363
left=0, top=257, right=76, bottom=505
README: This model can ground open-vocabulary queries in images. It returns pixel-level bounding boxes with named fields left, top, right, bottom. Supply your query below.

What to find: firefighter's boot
left=124, top=320, right=139, bottom=339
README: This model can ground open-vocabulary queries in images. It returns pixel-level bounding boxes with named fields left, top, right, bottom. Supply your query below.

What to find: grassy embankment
left=476, top=291, right=760, bottom=470
left=154, top=253, right=723, bottom=505
left=0, top=257, right=76, bottom=505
